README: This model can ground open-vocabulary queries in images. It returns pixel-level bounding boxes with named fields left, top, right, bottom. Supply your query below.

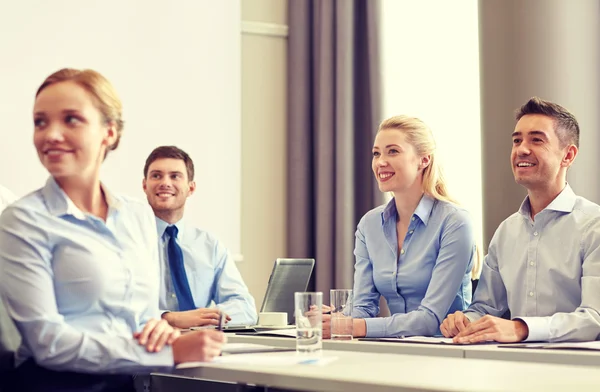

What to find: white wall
left=380, top=0, right=483, bottom=250
left=0, top=0, right=242, bottom=254
left=239, top=0, right=288, bottom=308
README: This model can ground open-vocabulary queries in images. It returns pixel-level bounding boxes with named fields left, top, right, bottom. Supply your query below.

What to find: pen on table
left=217, top=312, right=225, bottom=331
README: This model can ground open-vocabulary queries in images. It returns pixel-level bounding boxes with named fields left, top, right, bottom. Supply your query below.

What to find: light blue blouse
left=0, top=177, right=174, bottom=374
left=352, top=195, right=475, bottom=337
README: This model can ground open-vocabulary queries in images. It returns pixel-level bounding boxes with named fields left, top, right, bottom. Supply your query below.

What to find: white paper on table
left=375, top=336, right=456, bottom=344
left=254, top=328, right=297, bottom=338
left=177, top=354, right=338, bottom=369
left=214, top=353, right=338, bottom=366
left=221, top=343, right=282, bottom=354
left=504, top=341, right=600, bottom=350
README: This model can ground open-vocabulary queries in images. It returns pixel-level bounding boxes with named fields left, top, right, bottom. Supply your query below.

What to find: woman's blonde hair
left=378, top=115, right=482, bottom=279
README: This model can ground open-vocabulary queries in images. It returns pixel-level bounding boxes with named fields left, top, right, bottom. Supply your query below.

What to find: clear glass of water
left=294, top=292, right=323, bottom=355
left=330, top=289, right=353, bottom=340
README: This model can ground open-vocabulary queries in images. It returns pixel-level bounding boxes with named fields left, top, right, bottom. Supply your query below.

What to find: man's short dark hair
left=515, top=97, right=580, bottom=148
left=143, top=146, right=195, bottom=181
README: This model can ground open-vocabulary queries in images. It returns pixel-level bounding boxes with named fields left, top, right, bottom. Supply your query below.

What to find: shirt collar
left=155, top=216, right=186, bottom=239
left=41, top=176, right=122, bottom=219
left=414, top=194, right=435, bottom=225
left=381, top=194, right=435, bottom=226
left=518, top=183, right=576, bottom=217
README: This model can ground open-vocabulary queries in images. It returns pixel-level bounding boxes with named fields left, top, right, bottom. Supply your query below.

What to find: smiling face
left=33, top=81, right=116, bottom=181
left=143, top=158, right=195, bottom=222
left=372, top=128, right=429, bottom=194
left=511, top=114, right=576, bottom=193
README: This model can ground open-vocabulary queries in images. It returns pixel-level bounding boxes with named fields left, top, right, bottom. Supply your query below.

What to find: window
left=380, top=0, right=483, bottom=248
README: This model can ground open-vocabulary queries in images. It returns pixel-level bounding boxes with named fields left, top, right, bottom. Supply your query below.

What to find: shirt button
left=171, top=293, right=176, bottom=298
left=529, top=291, right=534, bottom=297
left=529, top=261, right=535, bottom=266
left=401, top=249, right=405, bottom=255
left=409, top=230, right=414, bottom=234
left=533, top=232, right=538, bottom=236
left=411, top=217, right=416, bottom=221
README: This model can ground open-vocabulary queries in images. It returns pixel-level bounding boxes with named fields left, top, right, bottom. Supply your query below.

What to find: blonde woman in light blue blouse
left=323, top=116, right=479, bottom=339
left=0, top=68, right=225, bottom=391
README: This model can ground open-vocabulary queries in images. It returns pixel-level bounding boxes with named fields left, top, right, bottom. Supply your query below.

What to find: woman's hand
left=172, top=330, right=227, bottom=363
left=134, top=318, right=181, bottom=352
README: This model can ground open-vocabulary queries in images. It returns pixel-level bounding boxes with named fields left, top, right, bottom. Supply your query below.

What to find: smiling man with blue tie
left=142, top=146, right=257, bottom=328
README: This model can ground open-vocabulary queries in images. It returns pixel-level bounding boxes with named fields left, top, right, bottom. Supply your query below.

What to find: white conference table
left=227, top=334, right=465, bottom=357
left=227, top=334, right=600, bottom=366
left=463, top=344, right=600, bottom=366
left=170, top=349, right=600, bottom=392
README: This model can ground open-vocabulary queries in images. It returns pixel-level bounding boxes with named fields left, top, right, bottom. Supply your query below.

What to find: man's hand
left=162, top=308, right=231, bottom=329
left=453, top=315, right=529, bottom=343
left=134, top=319, right=180, bottom=352
left=172, top=329, right=226, bottom=364
left=440, top=311, right=471, bottom=338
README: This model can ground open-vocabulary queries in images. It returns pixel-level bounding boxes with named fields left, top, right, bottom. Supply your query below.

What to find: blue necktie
left=165, top=225, right=195, bottom=311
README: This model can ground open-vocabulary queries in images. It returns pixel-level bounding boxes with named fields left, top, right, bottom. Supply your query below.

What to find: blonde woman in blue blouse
left=0, top=69, right=224, bottom=391
left=324, top=115, right=479, bottom=339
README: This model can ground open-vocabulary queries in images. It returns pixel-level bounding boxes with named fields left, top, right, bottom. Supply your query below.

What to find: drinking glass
left=294, top=292, right=323, bottom=354
left=330, top=289, right=353, bottom=340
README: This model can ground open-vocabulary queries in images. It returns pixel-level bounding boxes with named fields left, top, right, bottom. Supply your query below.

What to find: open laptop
left=222, top=258, right=315, bottom=332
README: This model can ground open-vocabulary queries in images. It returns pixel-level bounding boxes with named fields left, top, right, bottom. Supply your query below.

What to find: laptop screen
left=260, top=258, right=315, bottom=324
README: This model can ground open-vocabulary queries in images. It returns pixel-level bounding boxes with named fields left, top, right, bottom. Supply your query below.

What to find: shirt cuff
left=463, top=311, right=482, bottom=323
left=351, top=307, right=372, bottom=319
left=364, top=317, right=388, bottom=338
left=138, top=345, right=176, bottom=372
left=514, top=317, right=550, bottom=342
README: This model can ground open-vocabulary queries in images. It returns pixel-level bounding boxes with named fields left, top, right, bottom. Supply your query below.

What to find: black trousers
left=11, top=359, right=135, bottom=392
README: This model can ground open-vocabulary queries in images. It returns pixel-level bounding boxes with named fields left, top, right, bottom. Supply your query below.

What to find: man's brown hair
left=515, top=97, right=580, bottom=148
left=143, top=146, right=195, bottom=181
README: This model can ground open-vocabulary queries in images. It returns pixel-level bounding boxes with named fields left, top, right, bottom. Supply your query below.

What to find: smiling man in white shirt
left=143, top=146, right=257, bottom=329
left=441, top=97, right=600, bottom=343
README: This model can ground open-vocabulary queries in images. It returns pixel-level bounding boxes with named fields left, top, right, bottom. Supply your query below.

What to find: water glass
left=330, top=289, right=353, bottom=340
left=294, top=292, right=323, bottom=355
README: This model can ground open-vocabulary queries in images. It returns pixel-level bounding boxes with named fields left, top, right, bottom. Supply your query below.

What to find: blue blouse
left=352, top=195, right=475, bottom=337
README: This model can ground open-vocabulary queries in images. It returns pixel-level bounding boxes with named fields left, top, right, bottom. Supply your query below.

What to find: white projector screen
left=0, top=1, right=242, bottom=256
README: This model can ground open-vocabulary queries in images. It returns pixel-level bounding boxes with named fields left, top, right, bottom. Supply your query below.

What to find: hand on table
left=134, top=318, right=180, bottom=352
left=162, top=308, right=231, bottom=329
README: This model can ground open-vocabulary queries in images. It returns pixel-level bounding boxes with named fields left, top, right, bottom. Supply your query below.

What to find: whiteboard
left=0, top=0, right=242, bottom=255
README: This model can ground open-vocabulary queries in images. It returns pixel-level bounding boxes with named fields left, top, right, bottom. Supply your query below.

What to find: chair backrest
left=471, top=279, right=479, bottom=297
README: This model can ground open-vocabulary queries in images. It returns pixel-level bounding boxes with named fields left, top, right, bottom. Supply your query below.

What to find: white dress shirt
left=0, top=184, right=19, bottom=354
left=156, top=218, right=257, bottom=325
left=466, top=184, right=600, bottom=342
